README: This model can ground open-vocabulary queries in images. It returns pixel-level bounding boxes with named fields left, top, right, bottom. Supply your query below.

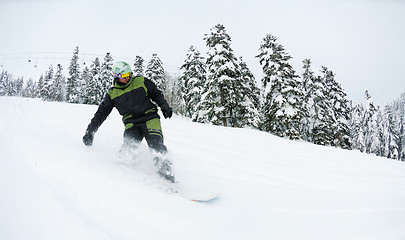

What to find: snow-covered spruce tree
left=41, top=65, right=54, bottom=101
left=397, top=115, right=405, bottom=161
left=0, top=70, right=7, bottom=96
left=201, top=23, right=236, bottom=126
left=1, top=73, right=11, bottom=96
left=36, top=75, right=44, bottom=99
left=301, top=60, right=336, bottom=145
left=310, top=76, right=333, bottom=146
left=236, top=56, right=260, bottom=128
left=375, top=106, right=389, bottom=157
left=23, top=78, right=37, bottom=98
left=385, top=97, right=405, bottom=161
left=0, top=71, right=23, bottom=97
left=394, top=93, right=405, bottom=161
left=6, top=78, right=17, bottom=96
left=256, top=34, right=304, bottom=139
left=88, top=57, right=103, bottom=104
left=350, top=102, right=366, bottom=152
left=179, top=46, right=206, bottom=121
left=53, top=64, right=66, bottom=102
left=80, top=66, right=92, bottom=104
left=66, top=46, right=81, bottom=103
left=394, top=94, right=405, bottom=161
left=133, top=55, right=144, bottom=76
left=386, top=107, right=397, bottom=159
left=300, top=59, right=317, bottom=142
left=100, top=52, right=114, bottom=95
left=164, top=72, right=183, bottom=114
left=202, top=23, right=259, bottom=127
left=363, top=89, right=379, bottom=154
left=321, top=66, right=351, bottom=148
left=2, top=75, right=23, bottom=97
left=2, top=74, right=17, bottom=96
left=146, top=53, right=166, bottom=93
left=5, top=74, right=23, bottom=97
left=14, top=77, right=24, bottom=97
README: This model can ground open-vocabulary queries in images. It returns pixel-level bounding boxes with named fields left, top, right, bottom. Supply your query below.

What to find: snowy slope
left=1, top=96, right=405, bottom=240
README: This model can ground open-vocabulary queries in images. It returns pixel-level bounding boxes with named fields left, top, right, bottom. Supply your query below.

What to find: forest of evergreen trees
left=0, top=24, right=404, bottom=161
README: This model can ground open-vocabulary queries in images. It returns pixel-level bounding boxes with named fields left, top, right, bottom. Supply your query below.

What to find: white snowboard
left=172, top=173, right=220, bottom=202
left=177, top=183, right=220, bottom=202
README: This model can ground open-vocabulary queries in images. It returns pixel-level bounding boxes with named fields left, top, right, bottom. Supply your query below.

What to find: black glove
left=82, top=131, right=94, bottom=146
left=162, top=107, right=173, bottom=119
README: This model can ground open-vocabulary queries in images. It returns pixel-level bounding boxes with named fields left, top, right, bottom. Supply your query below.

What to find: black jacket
left=85, top=76, right=170, bottom=134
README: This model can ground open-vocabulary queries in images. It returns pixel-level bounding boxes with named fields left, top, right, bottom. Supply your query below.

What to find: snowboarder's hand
left=82, top=131, right=94, bottom=146
left=162, top=107, right=173, bottom=119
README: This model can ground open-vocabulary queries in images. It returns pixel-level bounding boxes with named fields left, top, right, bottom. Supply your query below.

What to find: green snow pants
left=123, top=118, right=167, bottom=154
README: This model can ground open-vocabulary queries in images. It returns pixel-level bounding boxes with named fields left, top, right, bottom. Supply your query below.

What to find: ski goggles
left=114, top=72, right=130, bottom=79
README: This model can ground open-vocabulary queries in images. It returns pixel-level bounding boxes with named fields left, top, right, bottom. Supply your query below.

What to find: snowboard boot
left=154, top=157, right=175, bottom=183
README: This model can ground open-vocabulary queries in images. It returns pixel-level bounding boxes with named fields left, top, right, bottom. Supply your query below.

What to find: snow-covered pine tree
left=3, top=75, right=17, bottom=96
left=322, top=66, right=351, bottom=148
left=387, top=107, right=404, bottom=160
left=309, top=66, right=339, bottom=146
left=0, top=72, right=24, bottom=97
left=15, top=77, right=24, bottom=97
left=236, top=56, right=260, bottom=128
left=41, top=65, right=54, bottom=101
left=16, top=77, right=24, bottom=97
left=80, top=66, right=92, bottom=104
left=385, top=96, right=405, bottom=161
left=310, top=77, right=332, bottom=146
left=164, top=72, right=183, bottom=114
left=0, top=71, right=24, bottom=97
left=6, top=78, right=17, bottom=96
left=386, top=107, right=397, bottom=159
left=363, top=89, right=379, bottom=154
left=66, top=46, right=81, bottom=103
left=301, top=59, right=335, bottom=145
left=394, top=94, right=405, bottom=161
left=397, top=115, right=405, bottom=161
left=202, top=24, right=258, bottom=127
left=375, top=107, right=389, bottom=157
left=36, top=75, right=44, bottom=99
left=88, top=57, right=103, bottom=104
left=201, top=24, right=233, bottom=126
left=2, top=71, right=14, bottom=96
left=133, top=55, right=144, bottom=76
left=256, top=34, right=304, bottom=139
left=350, top=102, right=366, bottom=152
left=100, top=52, right=114, bottom=94
left=300, top=59, right=316, bottom=141
left=146, top=53, right=166, bottom=93
left=202, top=23, right=236, bottom=126
left=179, top=46, right=206, bottom=121
left=23, top=78, right=36, bottom=98
left=53, top=64, right=66, bottom=102
left=3, top=74, right=10, bottom=96
left=0, top=70, right=7, bottom=96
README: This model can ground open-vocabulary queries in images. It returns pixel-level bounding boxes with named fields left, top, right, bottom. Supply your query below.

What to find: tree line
left=0, top=24, right=404, bottom=161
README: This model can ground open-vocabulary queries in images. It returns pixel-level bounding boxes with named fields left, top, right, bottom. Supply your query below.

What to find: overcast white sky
left=0, top=0, right=404, bottom=105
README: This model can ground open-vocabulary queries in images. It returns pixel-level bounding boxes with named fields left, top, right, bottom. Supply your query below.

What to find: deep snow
left=1, top=96, right=405, bottom=240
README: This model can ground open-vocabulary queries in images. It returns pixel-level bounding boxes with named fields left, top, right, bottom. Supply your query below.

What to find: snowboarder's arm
left=83, top=94, right=114, bottom=145
left=144, top=77, right=172, bottom=118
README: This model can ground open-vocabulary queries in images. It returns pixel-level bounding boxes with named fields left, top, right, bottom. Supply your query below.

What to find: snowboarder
left=82, top=61, right=175, bottom=183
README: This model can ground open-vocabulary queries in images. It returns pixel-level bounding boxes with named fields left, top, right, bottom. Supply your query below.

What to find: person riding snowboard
left=82, top=61, right=175, bottom=183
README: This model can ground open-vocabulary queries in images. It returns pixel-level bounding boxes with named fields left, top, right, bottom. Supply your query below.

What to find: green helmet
left=113, top=61, right=132, bottom=78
